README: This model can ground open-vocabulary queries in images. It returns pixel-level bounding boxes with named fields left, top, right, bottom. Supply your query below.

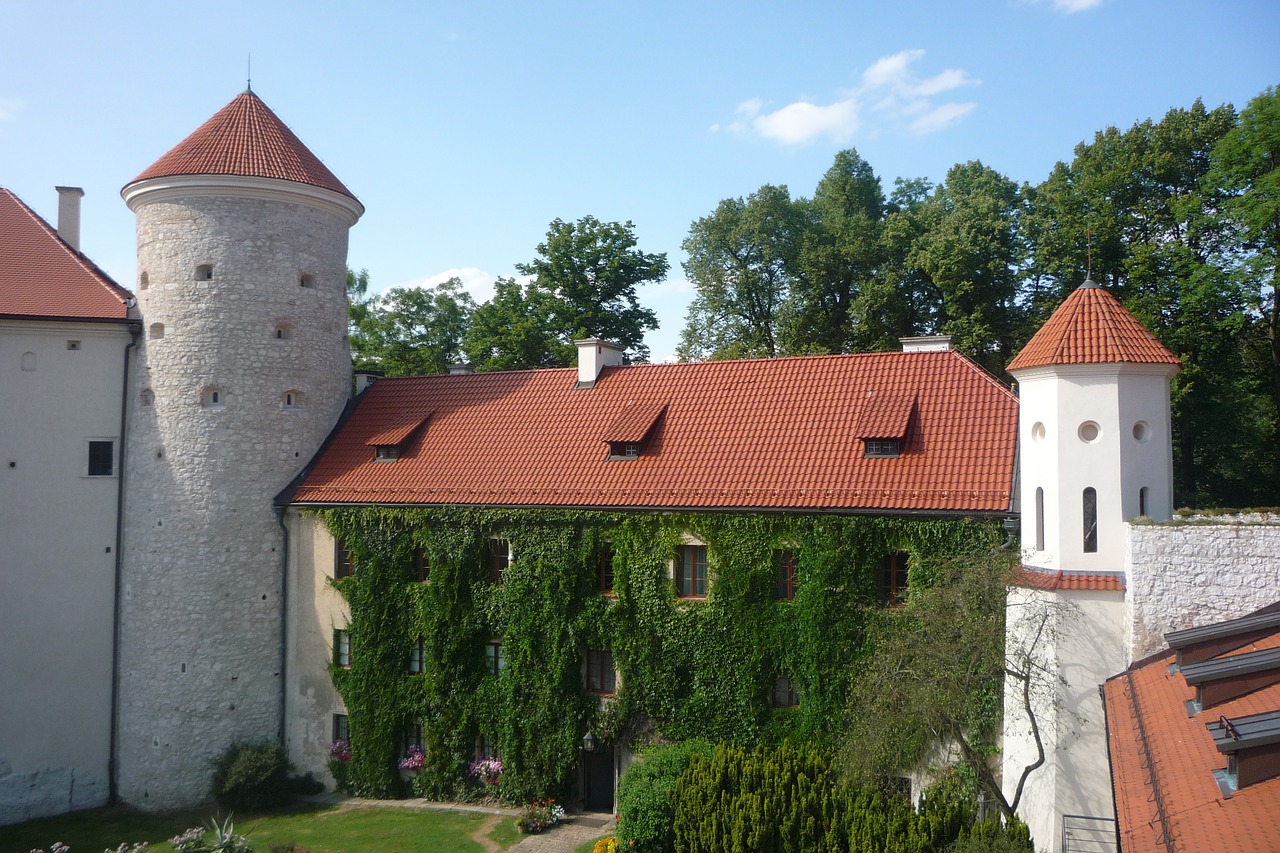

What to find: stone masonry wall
left=1125, top=514, right=1280, bottom=659
left=117, top=190, right=352, bottom=809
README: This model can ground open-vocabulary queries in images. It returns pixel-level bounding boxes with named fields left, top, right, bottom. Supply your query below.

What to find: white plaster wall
left=0, top=318, right=132, bottom=824
left=1125, top=516, right=1280, bottom=659
left=1004, top=587, right=1126, bottom=852
left=116, top=188, right=353, bottom=809
left=1016, top=365, right=1175, bottom=573
left=283, top=511, right=348, bottom=786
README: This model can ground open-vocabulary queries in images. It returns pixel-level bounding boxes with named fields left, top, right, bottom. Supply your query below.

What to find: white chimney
left=575, top=338, right=625, bottom=387
left=899, top=335, right=953, bottom=353
left=446, top=362, right=474, bottom=375
left=354, top=370, right=382, bottom=395
left=55, top=186, right=84, bottom=252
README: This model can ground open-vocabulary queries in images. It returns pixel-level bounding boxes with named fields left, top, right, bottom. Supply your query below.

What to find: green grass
left=0, top=803, right=517, bottom=853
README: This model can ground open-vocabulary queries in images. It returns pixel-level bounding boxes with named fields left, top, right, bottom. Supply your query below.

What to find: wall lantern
left=582, top=730, right=597, bottom=753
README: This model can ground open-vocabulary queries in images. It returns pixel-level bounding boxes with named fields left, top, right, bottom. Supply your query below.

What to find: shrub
left=170, top=816, right=252, bottom=853
left=616, top=739, right=713, bottom=853
left=212, top=743, right=291, bottom=811
left=592, top=839, right=620, bottom=853
left=514, top=799, right=565, bottom=833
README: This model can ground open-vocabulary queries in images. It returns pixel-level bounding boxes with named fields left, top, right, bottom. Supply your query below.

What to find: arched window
left=139, top=271, right=149, bottom=290
left=1035, top=487, right=1045, bottom=551
left=20, top=351, right=36, bottom=371
left=299, top=274, right=315, bottom=288
left=284, top=390, right=303, bottom=409
left=149, top=322, right=164, bottom=339
left=195, top=264, right=214, bottom=280
left=140, top=388, right=155, bottom=406
left=1083, top=487, right=1098, bottom=553
left=273, top=322, right=294, bottom=340
left=202, top=386, right=227, bottom=409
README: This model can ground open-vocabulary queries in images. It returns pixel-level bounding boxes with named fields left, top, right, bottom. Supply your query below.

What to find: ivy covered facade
left=283, top=505, right=1004, bottom=804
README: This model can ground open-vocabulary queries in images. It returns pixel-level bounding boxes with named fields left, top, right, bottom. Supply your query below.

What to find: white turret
left=116, top=91, right=362, bottom=809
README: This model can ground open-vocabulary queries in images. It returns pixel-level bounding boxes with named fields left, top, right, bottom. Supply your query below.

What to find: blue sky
left=2, top=0, right=1276, bottom=360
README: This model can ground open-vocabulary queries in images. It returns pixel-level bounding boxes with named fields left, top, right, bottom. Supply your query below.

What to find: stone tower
left=1002, top=279, right=1180, bottom=848
left=116, top=91, right=362, bottom=809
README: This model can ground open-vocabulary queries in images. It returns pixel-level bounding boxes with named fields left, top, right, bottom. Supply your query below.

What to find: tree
left=352, top=278, right=476, bottom=376
left=463, top=276, right=563, bottom=371
left=841, top=548, right=1051, bottom=823
left=516, top=216, right=666, bottom=364
left=679, top=185, right=804, bottom=360
left=1210, top=86, right=1280, bottom=453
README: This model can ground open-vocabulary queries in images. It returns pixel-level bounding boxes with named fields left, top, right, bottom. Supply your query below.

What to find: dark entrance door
left=582, top=750, right=614, bottom=811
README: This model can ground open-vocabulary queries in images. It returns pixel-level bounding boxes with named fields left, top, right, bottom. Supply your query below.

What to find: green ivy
left=316, top=507, right=1001, bottom=801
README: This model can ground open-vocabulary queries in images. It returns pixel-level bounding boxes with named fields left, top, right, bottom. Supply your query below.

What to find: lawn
left=0, top=803, right=519, bottom=853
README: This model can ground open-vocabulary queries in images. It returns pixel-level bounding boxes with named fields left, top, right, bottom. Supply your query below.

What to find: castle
left=2, top=90, right=1277, bottom=851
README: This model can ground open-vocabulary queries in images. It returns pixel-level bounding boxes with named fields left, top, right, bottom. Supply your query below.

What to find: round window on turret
left=1031, top=422, right=1046, bottom=442
left=1132, top=421, right=1150, bottom=442
left=1078, top=421, right=1101, bottom=444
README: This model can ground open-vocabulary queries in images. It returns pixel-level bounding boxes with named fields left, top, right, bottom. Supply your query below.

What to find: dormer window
left=603, top=401, right=666, bottom=461
left=855, top=393, right=914, bottom=459
left=366, top=414, right=429, bottom=463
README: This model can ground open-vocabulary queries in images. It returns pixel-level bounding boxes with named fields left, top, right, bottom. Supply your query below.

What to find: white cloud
left=720, top=49, right=979, bottom=146
left=1053, top=0, right=1103, bottom=12
left=753, top=99, right=860, bottom=145
left=909, top=101, right=977, bottom=135
left=0, top=98, right=24, bottom=123
left=386, top=267, right=496, bottom=304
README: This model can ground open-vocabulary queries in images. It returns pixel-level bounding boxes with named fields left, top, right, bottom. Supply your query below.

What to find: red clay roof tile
left=125, top=91, right=358, bottom=201
left=602, top=401, right=667, bottom=444
left=0, top=188, right=132, bottom=321
left=1104, top=613, right=1280, bottom=853
left=1008, top=281, right=1180, bottom=371
left=288, top=350, right=1018, bottom=513
left=854, top=393, right=916, bottom=438
left=1012, top=566, right=1126, bottom=591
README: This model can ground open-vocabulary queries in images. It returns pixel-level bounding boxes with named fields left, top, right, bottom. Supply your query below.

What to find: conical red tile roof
left=125, top=91, right=357, bottom=201
left=1007, top=281, right=1180, bottom=371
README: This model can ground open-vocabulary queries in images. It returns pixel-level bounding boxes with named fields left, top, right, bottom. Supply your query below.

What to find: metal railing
left=1062, top=814, right=1118, bottom=853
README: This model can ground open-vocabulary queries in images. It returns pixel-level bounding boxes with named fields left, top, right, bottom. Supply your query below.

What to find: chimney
left=446, top=362, right=474, bottom=375
left=575, top=338, right=625, bottom=388
left=55, top=186, right=84, bottom=252
left=900, top=335, right=952, bottom=353
left=353, top=369, right=383, bottom=395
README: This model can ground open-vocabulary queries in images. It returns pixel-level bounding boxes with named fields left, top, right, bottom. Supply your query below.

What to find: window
left=202, top=386, right=226, bottom=409
left=586, top=649, right=616, bottom=696
left=334, top=539, right=353, bottom=579
left=87, top=440, right=114, bottom=476
left=139, top=271, right=149, bottom=290
left=300, top=274, right=315, bottom=288
left=332, top=714, right=349, bottom=743
left=404, top=722, right=423, bottom=752
left=195, top=264, right=213, bottom=280
left=863, top=438, right=902, bottom=458
left=414, top=547, right=430, bottom=583
left=877, top=551, right=909, bottom=606
left=771, top=676, right=799, bottom=708
left=1083, top=487, right=1098, bottom=553
left=1139, top=486, right=1149, bottom=518
left=489, top=538, right=510, bottom=584
left=373, top=445, right=400, bottom=461
left=66, top=340, right=81, bottom=351
left=607, top=441, right=641, bottom=460
left=409, top=639, right=424, bottom=674
left=149, top=322, right=164, bottom=339
left=676, top=544, right=708, bottom=598
left=775, top=549, right=798, bottom=600
left=484, top=640, right=505, bottom=676
left=476, top=735, right=500, bottom=762
left=140, top=388, right=155, bottom=406
left=597, top=542, right=615, bottom=595
left=274, top=323, right=294, bottom=340
left=334, top=629, right=351, bottom=668
left=284, top=390, right=303, bottom=408
left=1035, top=488, right=1045, bottom=551
left=20, top=351, right=36, bottom=371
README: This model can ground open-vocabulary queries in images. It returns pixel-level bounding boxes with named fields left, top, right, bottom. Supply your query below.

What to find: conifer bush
left=211, top=743, right=291, bottom=812
left=616, top=739, right=714, bottom=853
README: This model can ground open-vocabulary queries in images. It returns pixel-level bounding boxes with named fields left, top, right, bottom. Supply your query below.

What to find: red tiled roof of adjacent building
left=0, top=188, right=132, bottom=321
left=125, top=91, right=358, bottom=201
left=1103, top=615, right=1280, bottom=853
left=286, top=350, right=1018, bottom=513
left=1007, top=281, right=1181, bottom=371
left=1012, top=566, right=1125, bottom=591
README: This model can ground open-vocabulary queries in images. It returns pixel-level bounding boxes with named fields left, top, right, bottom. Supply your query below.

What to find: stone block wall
left=1125, top=514, right=1280, bottom=659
